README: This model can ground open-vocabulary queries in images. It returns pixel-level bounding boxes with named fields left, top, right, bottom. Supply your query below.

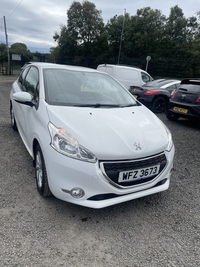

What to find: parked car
left=129, top=79, right=181, bottom=113
left=10, top=62, right=175, bottom=209
left=166, top=78, right=200, bottom=121
left=97, top=64, right=153, bottom=89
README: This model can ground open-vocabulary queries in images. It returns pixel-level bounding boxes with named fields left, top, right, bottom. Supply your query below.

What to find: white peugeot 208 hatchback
left=10, top=62, right=175, bottom=209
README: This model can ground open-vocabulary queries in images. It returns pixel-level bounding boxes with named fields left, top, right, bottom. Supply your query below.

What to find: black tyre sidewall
left=10, top=105, right=18, bottom=131
left=166, top=111, right=179, bottom=121
left=152, top=97, right=167, bottom=113
left=35, top=144, right=51, bottom=197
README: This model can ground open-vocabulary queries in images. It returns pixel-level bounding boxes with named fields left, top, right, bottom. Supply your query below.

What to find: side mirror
left=13, top=92, right=34, bottom=107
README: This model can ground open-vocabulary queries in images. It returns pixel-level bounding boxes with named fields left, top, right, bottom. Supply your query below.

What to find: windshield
left=43, top=69, right=137, bottom=107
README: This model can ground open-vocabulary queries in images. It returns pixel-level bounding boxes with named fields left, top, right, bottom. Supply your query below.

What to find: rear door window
left=179, top=84, right=200, bottom=93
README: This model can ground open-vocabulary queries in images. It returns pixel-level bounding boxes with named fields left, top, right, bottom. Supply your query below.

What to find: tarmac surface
left=0, top=75, right=200, bottom=267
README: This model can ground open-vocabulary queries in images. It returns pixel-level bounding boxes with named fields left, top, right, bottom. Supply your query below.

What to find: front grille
left=100, top=153, right=167, bottom=187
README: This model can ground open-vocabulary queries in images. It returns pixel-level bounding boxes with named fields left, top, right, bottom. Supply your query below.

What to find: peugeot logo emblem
left=181, top=94, right=186, bottom=102
left=134, top=142, right=141, bottom=150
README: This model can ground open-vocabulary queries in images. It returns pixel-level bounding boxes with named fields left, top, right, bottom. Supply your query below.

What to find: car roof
left=98, top=64, right=142, bottom=70
left=26, top=62, right=98, bottom=72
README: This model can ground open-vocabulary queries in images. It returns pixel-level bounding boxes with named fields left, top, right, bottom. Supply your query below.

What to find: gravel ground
left=0, top=75, right=200, bottom=267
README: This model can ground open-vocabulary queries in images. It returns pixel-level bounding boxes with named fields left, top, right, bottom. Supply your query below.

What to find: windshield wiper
left=119, top=103, right=137, bottom=107
left=74, top=103, right=121, bottom=108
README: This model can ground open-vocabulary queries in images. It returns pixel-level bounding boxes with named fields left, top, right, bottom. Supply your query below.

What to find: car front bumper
left=43, top=144, right=175, bottom=209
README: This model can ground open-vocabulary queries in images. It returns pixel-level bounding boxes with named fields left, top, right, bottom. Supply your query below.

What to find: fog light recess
left=70, top=188, right=85, bottom=198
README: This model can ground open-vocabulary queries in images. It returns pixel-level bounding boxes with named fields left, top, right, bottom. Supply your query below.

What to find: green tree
left=0, top=43, right=7, bottom=63
left=45, top=47, right=58, bottom=63
left=158, top=5, right=200, bottom=77
left=188, top=20, right=200, bottom=76
left=53, top=25, right=78, bottom=64
left=9, top=42, right=33, bottom=63
left=105, top=7, right=166, bottom=66
left=67, top=1, right=104, bottom=51
left=54, top=0, right=104, bottom=64
left=128, top=7, right=166, bottom=59
left=163, top=5, right=199, bottom=57
left=105, top=13, right=131, bottom=61
left=10, top=42, right=29, bottom=53
left=51, top=1, right=200, bottom=78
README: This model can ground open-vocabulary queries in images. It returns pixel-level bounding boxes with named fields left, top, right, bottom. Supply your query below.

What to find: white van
left=97, top=64, right=153, bottom=89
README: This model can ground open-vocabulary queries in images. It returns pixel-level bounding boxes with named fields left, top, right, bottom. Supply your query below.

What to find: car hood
left=46, top=105, right=169, bottom=160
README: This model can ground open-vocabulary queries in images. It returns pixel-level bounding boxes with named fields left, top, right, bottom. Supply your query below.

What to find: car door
left=12, top=67, right=30, bottom=140
left=17, top=66, right=39, bottom=151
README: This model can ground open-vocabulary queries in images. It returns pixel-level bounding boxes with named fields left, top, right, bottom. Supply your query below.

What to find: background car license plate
left=173, top=106, right=188, bottom=113
left=118, top=165, right=160, bottom=182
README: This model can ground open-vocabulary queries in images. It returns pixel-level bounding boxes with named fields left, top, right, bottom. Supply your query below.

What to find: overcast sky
left=0, top=0, right=199, bottom=53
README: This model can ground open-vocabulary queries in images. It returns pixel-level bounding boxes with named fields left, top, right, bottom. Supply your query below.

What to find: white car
left=10, top=62, right=175, bottom=209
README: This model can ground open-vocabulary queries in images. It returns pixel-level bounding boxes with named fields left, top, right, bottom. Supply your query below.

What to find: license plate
left=173, top=106, right=188, bottom=114
left=118, top=165, right=160, bottom=182
left=133, top=95, right=138, bottom=99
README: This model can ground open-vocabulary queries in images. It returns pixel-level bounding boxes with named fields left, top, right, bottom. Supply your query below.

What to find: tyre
left=152, top=97, right=167, bottom=113
left=10, top=104, right=18, bottom=131
left=166, top=111, right=179, bottom=121
left=35, top=144, right=52, bottom=197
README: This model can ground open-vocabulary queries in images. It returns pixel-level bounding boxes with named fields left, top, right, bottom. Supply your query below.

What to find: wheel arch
left=32, top=138, right=39, bottom=167
left=10, top=99, right=14, bottom=113
left=152, top=94, right=169, bottom=102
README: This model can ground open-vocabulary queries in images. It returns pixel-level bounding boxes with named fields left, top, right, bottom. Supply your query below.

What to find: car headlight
left=163, top=124, right=173, bottom=152
left=48, top=122, right=97, bottom=163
